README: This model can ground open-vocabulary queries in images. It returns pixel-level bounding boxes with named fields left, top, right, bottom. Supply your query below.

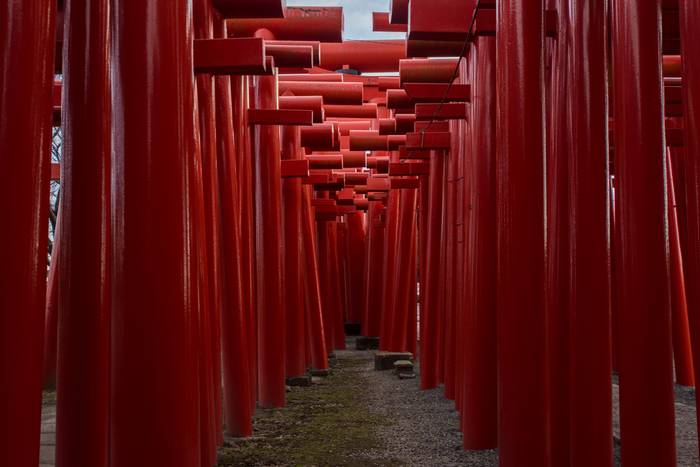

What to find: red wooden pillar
left=253, top=74, right=286, bottom=408
left=43, top=208, right=61, bottom=390
left=442, top=147, right=457, bottom=400
left=380, top=172, right=401, bottom=350
left=193, top=1, right=219, bottom=461
left=330, top=222, right=347, bottom=349
left=462, top=36, right=497, bottom=450
left=420, top=151, right=445, bottom=390
left=346, top=211, right=367, bottom=326
left=567, top=1, right=613, bottom=464
left=0, top=1, right=56, bottom=466
left=302, top=186, right=330, bottom=371
left=232, top=75, right=257, bottom=409
left=544, top=0, right=571, bottom=462
left=679, top=0, right=700, bottom=441
left=215, top=24, right=253, bottom=437
left=611, top=0, right=676, bottom=464
left=55, top=0, right=111, bottom=466
left=317, top=212, right=337, bottom=350
left=110, top=0, right=201, bottom=465
left=667, top=152, right=695, bottom=387
left=496, top=1, right=549, bottom=465
left=390, top=188, right=418, bottom=353
left=282, top=125, right=307, bottom=377
left=364, top=201, right=386, bottom=337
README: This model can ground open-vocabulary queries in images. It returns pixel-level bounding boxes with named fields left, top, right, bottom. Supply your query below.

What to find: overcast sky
left=286, top=0, right=405, bottom=40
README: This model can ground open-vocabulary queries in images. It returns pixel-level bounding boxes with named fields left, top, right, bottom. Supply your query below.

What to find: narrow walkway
left=39, top=345, right=699, bottom=466
left=218, top=342, right=496, bottom=467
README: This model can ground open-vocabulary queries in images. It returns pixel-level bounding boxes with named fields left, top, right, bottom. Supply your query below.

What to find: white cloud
left=286, top=0, right=405, bottom=40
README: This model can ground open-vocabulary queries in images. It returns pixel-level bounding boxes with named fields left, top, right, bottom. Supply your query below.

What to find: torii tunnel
left=1, top=0, right=699, bottom=466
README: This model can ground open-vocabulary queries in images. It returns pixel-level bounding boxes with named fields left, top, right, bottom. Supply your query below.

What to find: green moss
left=218, top=355, right=402, bottom=467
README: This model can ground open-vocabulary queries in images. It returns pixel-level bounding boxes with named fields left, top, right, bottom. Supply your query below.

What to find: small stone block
left=374, top=351, right=413, bottom=371
left=311, top=376, right=323, bottom=384
left=286, top=375, right=312, bottom=387
left=310, top=368, right=330, bottom=377
left=356, top=336, right=380, bottom=350
left=393, top=360, right=414, bottom=374
left=344, top=322, right=362, bottom=336
left=398, top=372, right=417, bottom=380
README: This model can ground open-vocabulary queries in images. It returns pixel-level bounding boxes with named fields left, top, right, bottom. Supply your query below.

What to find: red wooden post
left=0, top=1, right=56, bottom=466
left=282, top=125, right=307, bottom=377
left=215, top=21, right=253, bottom=438
left=496, top=1, right=549, bottom=465
left=301, top=186, right=330, bottom=371
left=420, top=150, right=445, bottom=390
left=193, top=0, right=219, bottom=460
left=667, top=152, right=695, bottom=387
left=679, top=0, right=700, bottom=443
left=253, top=74, right=286, bottom=408
left=568, top=1, right=613, bottom=464
left=462, top=35, right=498, bottom=450
left=43, top=208, right=61, bottom=390
left=110, top=0, right=201, bottom=465
left=611, top=0, right=677, bottom=464
left=545, top=0, right=571, bottom=462
left=55, top=0, right=111, bottom=465
left=232, top=75, right=258, bottom=410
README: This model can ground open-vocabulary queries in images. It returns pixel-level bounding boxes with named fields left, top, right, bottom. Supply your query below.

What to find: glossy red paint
left=679, top=0, right=700, bottom=444
left=55, top=1, right=111, bottom=465
left=253, top=74, right=286, bottom=408
left=0, top=2, right=56, bottom=466
left=567, top=1, right=613, bottom=464
left=496, top=1, right=549, bottom=465
left=110, top=1, right=200, bottom=465
left=281, top=125, right=307, bottom=377
left=301, top=186, right=330, bottom=370
left=611, top=0, right=677, bottom=465
left=461, top=36, right=497, bottom=451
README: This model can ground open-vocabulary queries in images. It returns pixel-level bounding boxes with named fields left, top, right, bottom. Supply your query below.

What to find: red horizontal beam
left=406, top=131, right=451, bottom=149
left=373, top=12, right=408, bottom=32
left=213, top=0, right=286, bottom=18
left=267, top=40, right=321, bottom=64
left=279, top=95, right=324, bottom=123
left=415, top=103, right=468, bottom=120
left=399, top=58, right=459, bottom=85
left=227, top=7, right=344, bottom=43
left=248, top=109, right=314, bottom=126
left=403, top=83, right=471, bottom=102
left=193, top=38, right=266, bottom=75
left=324, top=104, right=378, bottom=119
left=278, top=81, right=363, bottom=105
left=281, top=159, right=310, bottom=178
left=399, top=146, right=431, bottom=160
left=391, top=177, right=420, bottom=189
left=264, top=44, right=314, bottom=68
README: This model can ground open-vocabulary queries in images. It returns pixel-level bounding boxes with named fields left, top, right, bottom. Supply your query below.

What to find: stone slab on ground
left=393, top=360, right=414, bottom=374
left=356, top=336, right=380, bottom=350
left=286, top=375, right=312, bottom=387
left=374, top=351, right=413, bottom=371
left=310, top=368, right=330, bottom=377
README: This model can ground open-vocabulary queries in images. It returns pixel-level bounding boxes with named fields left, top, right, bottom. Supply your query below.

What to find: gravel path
left=37, top=343, right=699, bottom=466
left=354, top=347, right=497, bottom=466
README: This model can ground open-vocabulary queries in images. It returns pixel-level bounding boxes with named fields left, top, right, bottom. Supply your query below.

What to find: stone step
left=393, top=360, right=414, bottom=374
left=374, top=351, right=413, bottom=371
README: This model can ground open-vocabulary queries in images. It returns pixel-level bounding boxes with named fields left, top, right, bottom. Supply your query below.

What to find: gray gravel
left=340, top=342, right=698, bottom=467
left=337, top=344, right=497, bottom=466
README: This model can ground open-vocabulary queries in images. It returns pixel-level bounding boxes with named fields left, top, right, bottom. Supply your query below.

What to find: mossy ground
left=217, top=353, right=402, bottom=467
